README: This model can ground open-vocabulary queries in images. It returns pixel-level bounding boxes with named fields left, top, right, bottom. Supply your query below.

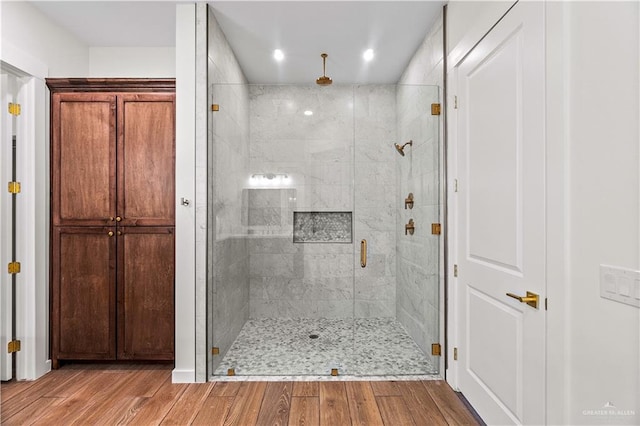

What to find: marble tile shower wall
left=248, top=85, right=397, bottom=319
left=207, top=8, right=251, bottom=372
left=354, top=85, right=398, bottom=318
left=395, top=14, right=444, bottom=357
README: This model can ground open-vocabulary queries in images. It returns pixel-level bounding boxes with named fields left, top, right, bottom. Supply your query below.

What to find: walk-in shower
left=207, top=11, right=442, bottom=379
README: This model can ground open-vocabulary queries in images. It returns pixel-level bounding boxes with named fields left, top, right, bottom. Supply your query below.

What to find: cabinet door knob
left=108, top=231, right=114, bottom=237
left=115, top=216, right=122, bottom=222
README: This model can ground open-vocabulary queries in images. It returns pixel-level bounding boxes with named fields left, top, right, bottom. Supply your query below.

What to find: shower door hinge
left=431, top=103, right=441, bottom=115
left=454, top=347, right=458, bottom=361
left=8, top=262, right=21, bottom=274
left=7, top=340, right=21, bottom=353
left=211, top=347, right=220, bottom=355
left=453, top=264, right=458, bottom=277
left=454, top=179, right=459, bottom=193
left=8, top=103, right=21, bottom=116
left=8, top=181, right=21, bottom=194
left=454, top=96, right=458, bottom=109
left=545, top=298, right=548, bottom=311
left=211, top=104, right=220, bottom=112
left=431, top=343, right=442, bottom=356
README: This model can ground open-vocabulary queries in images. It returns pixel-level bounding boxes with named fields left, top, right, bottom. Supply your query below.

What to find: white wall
left=89, top=47, right=175, bottom=77
left=564, top=2, right=639, bottom=424
left=1, top=1, right=89, bottom=77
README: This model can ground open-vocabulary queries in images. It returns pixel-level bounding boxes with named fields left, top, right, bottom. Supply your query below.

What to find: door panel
left=117, top=227, right=175, bottom=360
left=118, top=94, right=175, bottom=226
left=52, top=93, right=116, bottom=226
left=456, top=2, right=545, bottom=424
left=52, top=227, right=116, bottom=361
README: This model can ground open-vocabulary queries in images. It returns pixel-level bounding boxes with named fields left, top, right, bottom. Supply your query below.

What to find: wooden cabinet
left=47, top=79, right=175, bottom=367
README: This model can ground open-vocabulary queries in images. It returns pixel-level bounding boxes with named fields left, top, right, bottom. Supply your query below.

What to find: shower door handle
left=360, top=239, right=367, bottom=268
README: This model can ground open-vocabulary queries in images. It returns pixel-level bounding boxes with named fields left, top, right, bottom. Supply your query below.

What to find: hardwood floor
left=0, top=365, right=482, bottom=425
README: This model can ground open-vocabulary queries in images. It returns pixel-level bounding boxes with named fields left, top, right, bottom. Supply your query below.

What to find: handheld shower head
left=394, top=140, right=413, bottom=156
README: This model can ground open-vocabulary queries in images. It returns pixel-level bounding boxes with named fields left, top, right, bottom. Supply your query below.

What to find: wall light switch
left=600, top=265, right=640, bottom=308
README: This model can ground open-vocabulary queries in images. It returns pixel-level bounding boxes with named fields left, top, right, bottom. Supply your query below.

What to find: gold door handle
left=360, top=239, right=367, bottom=268
left=107, top=231, right=114, bottom=237
left=506, top=291, right=539, bottom=309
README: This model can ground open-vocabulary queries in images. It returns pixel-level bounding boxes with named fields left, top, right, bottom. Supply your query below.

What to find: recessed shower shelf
left=293, top=211, right=352, bottom=243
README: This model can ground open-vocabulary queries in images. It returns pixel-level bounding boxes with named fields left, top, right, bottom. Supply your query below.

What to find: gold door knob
left=115, top=216, right=122, bottom=222
left=108, top=217, right=115, bottom=221
left=405, top=218, right=415, bottom=236
left=117, top=231, right=122, bottom=236
left=506, top=291, right=539, bottom=309
left=107, top=231, right=114, bottom=237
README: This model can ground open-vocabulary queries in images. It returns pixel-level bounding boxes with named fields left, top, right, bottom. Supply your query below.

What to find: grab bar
left=360, top=239, right=367, bottom=268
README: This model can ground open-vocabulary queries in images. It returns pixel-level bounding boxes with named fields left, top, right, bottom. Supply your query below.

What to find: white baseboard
left=172, top=369, right=195, bottom=383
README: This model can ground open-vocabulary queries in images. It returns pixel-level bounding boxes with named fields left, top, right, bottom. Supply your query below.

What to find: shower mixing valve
left=405, top=218, right=415, bottom=236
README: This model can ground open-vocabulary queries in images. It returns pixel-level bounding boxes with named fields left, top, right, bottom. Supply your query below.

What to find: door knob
left=506, top=291, right=539, bottom=309
left=107, top=231, right=114, bottom=237
left=115, top=216, right=122, bottom=222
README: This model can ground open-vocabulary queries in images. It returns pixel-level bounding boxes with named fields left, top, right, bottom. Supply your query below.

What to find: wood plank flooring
left=0, top=365, right=482, bottom=425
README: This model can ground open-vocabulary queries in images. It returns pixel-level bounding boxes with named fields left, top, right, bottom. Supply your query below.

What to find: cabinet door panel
left=118, top=94, right=175, bottom=226
left=52, top=227, right=116, bottom=361
left=52, top=93, right=116, bottom=226
left=118, top=227, right=175, bottom=360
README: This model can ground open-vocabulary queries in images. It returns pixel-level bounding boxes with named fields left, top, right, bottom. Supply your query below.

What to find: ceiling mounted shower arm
left=316, top=53, right=333, bottom=86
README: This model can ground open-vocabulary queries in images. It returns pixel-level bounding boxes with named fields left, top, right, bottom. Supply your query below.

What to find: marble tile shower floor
left=213, top=317, right=437, bottom=377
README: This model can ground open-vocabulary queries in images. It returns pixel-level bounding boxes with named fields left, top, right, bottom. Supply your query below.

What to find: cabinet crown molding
left=46, top=78, right=176, bottom=93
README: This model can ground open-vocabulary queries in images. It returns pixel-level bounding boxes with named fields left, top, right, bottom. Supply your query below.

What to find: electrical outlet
left=600, top=265, right=640, bottom=308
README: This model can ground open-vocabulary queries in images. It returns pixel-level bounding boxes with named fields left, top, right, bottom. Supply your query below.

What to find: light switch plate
left=600, top=265, right=640, bottom=308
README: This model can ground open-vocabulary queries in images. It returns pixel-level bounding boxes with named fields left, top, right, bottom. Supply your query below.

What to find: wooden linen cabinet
left=47, top=79, right=176, bottom=367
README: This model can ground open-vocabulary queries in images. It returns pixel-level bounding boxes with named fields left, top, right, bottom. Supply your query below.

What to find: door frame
left=0, top=42, right=51, bottom=380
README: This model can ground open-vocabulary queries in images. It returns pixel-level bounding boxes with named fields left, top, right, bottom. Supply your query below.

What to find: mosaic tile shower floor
left=213, top=317, right=437, bottom=377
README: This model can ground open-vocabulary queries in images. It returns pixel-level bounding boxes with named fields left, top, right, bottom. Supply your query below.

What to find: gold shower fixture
left=394, top=140, right=413, bottom=156
left=316, top=53, right=332, bottom=86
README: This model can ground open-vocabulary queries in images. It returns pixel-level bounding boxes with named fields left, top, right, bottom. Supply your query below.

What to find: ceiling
left=30, top=1, right=445, bottom=84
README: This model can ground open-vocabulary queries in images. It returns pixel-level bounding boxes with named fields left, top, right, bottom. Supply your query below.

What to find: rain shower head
left=316, top=53, right=333, bottom=86
left=394, top=140, right=413, bottom=156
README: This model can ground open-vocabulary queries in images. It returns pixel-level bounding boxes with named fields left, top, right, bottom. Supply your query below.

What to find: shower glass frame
left=207, top=83, right=440, bottom=378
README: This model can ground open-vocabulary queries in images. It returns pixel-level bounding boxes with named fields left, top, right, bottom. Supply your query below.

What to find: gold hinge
left=211, top=347, right=220, bottom=355
left=211, top=104, right=220, bottom=112
left=431, top=103, right=441, bottom=115
left=227, top=368, right=235, bottom=376
left=454, top=96, right=458, bottom=109
left=7, top=340, right=21, bottom=353
left=454, top=347, right=458, bottom=361
left=331, top=368, right=339, bottom=376
left=8, top=181, right=21, bottom=194
left=454, top=264, right=458, bottom=277
left=8, top=103, right=21, bottom=116
left=431, top=223, right=442, bottom=235
left=431, top=343, right=442, bottom=356
left=8, top=262, right=21, bottom=274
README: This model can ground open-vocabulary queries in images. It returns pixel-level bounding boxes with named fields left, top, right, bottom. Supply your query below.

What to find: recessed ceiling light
left=304, top=110, right=313, bottom=116
left=363, top=49, right=374, bottom=62
left=273, top=49, right=284, bottom=61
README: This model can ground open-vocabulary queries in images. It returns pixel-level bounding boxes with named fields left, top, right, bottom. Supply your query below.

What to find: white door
left=453, top=2, right=545, bottom=424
